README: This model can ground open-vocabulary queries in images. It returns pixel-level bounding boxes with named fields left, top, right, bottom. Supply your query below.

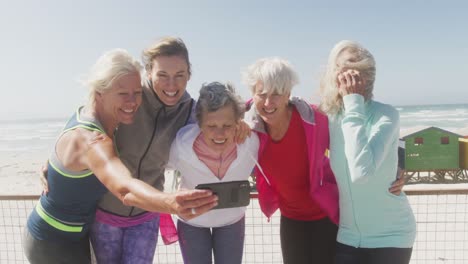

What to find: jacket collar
left=245, top=96, right=316, bottom=134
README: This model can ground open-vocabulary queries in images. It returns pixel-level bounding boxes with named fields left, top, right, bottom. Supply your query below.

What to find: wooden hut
left=460, top=138, right=468, bottom=169
left=402, top=127, right=462, bottom=171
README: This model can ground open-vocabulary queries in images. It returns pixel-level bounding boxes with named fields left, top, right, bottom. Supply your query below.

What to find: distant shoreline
left=2, top=102, right=468, bottom=122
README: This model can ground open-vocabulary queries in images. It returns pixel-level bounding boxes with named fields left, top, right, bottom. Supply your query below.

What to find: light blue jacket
left=328, top=94, right=416, bottom=248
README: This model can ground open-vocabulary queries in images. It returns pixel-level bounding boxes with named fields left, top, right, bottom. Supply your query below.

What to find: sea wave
left=398, top=105, right=468, bottom=131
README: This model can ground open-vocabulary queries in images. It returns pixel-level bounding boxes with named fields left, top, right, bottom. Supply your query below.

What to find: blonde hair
left=85, top=49, right=142, bottom=105
left=242, top=57, right=298, bottom=95
left=319, top=40, right=375, bottom=115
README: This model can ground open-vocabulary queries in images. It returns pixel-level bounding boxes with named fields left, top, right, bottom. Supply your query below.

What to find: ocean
left=398, top=103, right=468, bottom=135
left=1, top=103, right=467, bottom=194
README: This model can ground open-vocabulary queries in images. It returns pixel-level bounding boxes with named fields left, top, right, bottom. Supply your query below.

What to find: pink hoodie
left=245, top=97, right=339, bottom=223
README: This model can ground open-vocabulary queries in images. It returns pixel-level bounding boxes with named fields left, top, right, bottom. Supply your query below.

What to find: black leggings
left=280, top=215, right=338, bottom=264
left=334, top=242, right=413, bottom=264
left=23, top=228, right=91, bottom=264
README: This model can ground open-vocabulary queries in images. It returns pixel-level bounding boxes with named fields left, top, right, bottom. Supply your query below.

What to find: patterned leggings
left=90, top=217, right=160, bottom=264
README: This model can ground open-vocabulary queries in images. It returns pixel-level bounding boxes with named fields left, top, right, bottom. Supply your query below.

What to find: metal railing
left=1, top=188, right=467, bottom=264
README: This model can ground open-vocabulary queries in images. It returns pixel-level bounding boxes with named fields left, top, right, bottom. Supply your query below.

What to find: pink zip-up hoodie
left=245, top=97, right=339, bottom=224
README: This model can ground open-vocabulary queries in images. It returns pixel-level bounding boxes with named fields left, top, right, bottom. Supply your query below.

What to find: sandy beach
left=0, top=151, right=45, bottom=195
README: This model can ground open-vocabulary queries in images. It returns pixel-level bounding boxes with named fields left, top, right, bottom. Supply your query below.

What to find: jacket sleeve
left=313, top=106, right=337, bottom=185
left=341, top=94, right=399, bottom=183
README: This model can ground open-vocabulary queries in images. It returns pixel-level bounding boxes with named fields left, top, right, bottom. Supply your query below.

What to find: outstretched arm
left=85, top=133, right=217, bottom=220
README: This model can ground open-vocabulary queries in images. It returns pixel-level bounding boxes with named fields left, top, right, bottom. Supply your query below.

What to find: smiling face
left=199, top=104, right=238, bottom=154
left=253, top=82, right=290, bottom=126
left=97, top=72, right=142, bottom=126
left=147, top=55, right=190, bottom=106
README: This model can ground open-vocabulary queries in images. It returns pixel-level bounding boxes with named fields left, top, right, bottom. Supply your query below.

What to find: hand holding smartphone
left=195, top=180, right=251, bottom=209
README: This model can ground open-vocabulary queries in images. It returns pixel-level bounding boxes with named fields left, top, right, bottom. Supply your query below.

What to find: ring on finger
left=191, top=208, right=196, bottom=215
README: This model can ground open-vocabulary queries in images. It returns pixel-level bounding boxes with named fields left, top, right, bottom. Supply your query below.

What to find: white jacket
left=168, top=124, right=259, bottom=228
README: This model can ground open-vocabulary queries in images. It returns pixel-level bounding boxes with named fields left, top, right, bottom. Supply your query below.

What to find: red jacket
left=245, top=97, right=339, bottom=223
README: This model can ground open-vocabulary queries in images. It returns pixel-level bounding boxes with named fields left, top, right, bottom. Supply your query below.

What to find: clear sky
left=0, top=0, right=467, bottom=120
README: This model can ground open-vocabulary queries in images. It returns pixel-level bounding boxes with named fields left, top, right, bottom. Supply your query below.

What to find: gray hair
left=85, top=49, right=142, bottom=105
left=195, top=82, right=245, bottom=126
left=319, top=40, right=376, bottom=115
left=242, top=57, right=299, bottom=95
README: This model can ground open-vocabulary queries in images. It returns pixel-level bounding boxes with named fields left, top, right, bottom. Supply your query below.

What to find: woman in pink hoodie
left=243, top=57, right=338, bottom=264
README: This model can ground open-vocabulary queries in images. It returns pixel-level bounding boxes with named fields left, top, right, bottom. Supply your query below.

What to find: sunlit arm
left=85, top=135, right=176, bottom=214
left=84, top=134, right=216, bottom=220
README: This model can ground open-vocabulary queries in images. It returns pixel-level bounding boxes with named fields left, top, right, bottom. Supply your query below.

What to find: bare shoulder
left=56, top=128, right=108, bottom=171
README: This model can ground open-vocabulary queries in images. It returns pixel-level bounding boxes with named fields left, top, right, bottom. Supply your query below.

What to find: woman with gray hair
left=320, top=40, right=415, bottom=264
left=167, top=82, right=259, bottom=264
left=243, top=57, right=339, bottom=264
left=24, top=49, right=217, bottom=264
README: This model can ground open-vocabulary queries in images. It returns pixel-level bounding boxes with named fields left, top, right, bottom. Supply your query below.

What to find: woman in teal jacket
left=320, top=40, right=416, bottom=264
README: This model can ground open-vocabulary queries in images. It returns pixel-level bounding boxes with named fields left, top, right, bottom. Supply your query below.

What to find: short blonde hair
left=85, top=49, right=142, bottom=105
left=242, top=57, right=299, bottom=95
left=319, top=40, right=376, bottom=115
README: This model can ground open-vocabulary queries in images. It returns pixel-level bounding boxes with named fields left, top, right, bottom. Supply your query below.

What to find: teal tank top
left=27, top=107, right=109, bottom=241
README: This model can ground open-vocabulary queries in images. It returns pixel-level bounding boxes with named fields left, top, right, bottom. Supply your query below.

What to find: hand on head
left=337, top=69, right=366, bottom=97
left=170, top=189, right=218, bottom=220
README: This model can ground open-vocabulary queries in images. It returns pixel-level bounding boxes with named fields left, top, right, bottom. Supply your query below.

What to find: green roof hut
left=401, top=127, right=462, bottom=171
left=460, top=138, right=468, bottom=169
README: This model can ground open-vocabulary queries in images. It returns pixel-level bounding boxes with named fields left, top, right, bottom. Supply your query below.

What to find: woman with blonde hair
left=25, top=49, right=217, bottom=264
left=320, top=40, right=416, bottom=264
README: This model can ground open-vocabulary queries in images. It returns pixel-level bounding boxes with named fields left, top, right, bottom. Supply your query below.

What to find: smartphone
left=195, top=180, right=251, bottom=209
